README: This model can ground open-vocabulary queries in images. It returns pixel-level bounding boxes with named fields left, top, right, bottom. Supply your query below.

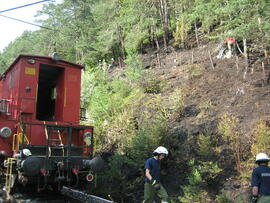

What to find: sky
left=0, top=0, right=62, bottom=52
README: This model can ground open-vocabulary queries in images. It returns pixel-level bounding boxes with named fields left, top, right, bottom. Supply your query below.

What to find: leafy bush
left=196, top=133, right=212, bottom=157
left=251, top=120, right=270, bottom=156
left=240, top=120, right=270, bottom=183
left=179, top=159, right=212, bottom=203
left=215, top=191, right=232, bottom=203
left=177, top=131, right=223, bottom=203
left=218, top=113, right=244, bottom=173
left=173, top=16, right=191, bottom=48
left=82, top=66, right=138, bottom=151
left=143, top=78, right=162, bottom=94
left=125, top=54, right=144, bottom=82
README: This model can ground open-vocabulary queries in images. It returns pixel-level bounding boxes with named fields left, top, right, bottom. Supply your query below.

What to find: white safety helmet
left=256, top=153, right=270, bottom=163
left=153, top=146, right=168, bottom=155
left=22, top=149, right=32, bottom=157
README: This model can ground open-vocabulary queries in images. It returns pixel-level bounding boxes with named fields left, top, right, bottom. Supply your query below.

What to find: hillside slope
left=138, top=41, right=270, bottom=201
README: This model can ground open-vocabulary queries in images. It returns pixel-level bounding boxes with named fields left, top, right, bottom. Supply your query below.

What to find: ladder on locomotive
left=44, top=122, right=64, bottom=157
left=4, top=158, right=17, bottom=194
left=4, top=124, right=29, bottom=194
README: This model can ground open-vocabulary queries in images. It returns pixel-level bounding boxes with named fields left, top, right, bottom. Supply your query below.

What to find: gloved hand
left=150, top=179, right=160, bottom=190
left=251, top=195, right=258, bottom=203
left=149, top=179, right=156, bottom=185
left=153, top=183, right=161, bottom=190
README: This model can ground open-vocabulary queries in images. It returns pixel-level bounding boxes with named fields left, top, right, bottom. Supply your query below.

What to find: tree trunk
left=180, top=0, right=185, bottom=48
left=262, top=62, right=265, bottom=83
left=153, top=26, right=160, bottom=51
left=75, top=40, right=79, bottom=62
left=118, top=26, right=126, bottom=59
left=118, top=57, right=122, bottom=68
left=157, top=0, right=169, bottom=50
left=181, top=17, right=185, bottom=48
left=148, top=28, right=153, bottom=47
left=194, top=20, right=200, bottom=48
left=155, top=37, right=160, bottom=52
left=163, top=0, right=169, bottom=48
left=257, top=17, right=269, bottom=65
left=243, top=39, right=249, bottom=69
left=153, top=26, right=161, bottom=68
left=265, top=50, right=269, bottom=64
left=235, top=56, right=239, bottom=73
left=208, top=50, right=215, bottom=69
left=151, top=27, right=156, bottom=48
left=157, top=53, right=161, bottom=68
left=227, top=42, right=232, bottom=58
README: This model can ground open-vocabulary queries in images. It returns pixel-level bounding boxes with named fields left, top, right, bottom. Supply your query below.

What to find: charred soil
left=138, top=41, right=270, bottom=201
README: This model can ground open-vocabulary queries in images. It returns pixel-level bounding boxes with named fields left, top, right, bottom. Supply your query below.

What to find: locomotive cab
left=0, top=54, right=101, bottom=192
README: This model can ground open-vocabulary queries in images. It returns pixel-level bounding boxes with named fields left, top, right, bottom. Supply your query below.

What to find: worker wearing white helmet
left=251, top=153, right=270, bottom=203
left=143, top=146, right=169, bottom=203
left=22, top=149, right=32, bottom=157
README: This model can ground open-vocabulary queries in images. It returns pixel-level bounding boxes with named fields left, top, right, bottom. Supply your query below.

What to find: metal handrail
left=20, top=122, right=94, bottom=159
left=5, top=158, right=17, bottom=194
left=12, top=133, right=30, bottom=152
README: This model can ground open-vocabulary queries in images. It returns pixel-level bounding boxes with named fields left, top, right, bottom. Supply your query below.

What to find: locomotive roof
left=1, top=54, right=84, bottom=77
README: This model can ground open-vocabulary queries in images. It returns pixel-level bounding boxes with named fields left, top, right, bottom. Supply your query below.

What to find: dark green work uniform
left=143, top=157, right=168, bottom=203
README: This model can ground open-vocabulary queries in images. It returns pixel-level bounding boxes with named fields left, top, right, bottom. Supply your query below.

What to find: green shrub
left=251, top=120, right=270, bottom=156
left=240, top=120, right=270, bottom=183
left=127, top=128, right=161, bottom=166
left=215, top=191, right=232, bottom=203
left=143, top=78, right=162, bottom=94
left=179, top=159, right=220, bottom=203
left=125, top=53, right=144, bottom=82
left=168, top=89, right=184, bottom=112
left=173, top=16, right=191, bottom=48
left=196, top=133, right=212, bottom=157
left=218, top=113, right=243, bottom=173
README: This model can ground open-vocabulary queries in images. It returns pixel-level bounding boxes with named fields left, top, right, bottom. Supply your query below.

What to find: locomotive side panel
left=19, top=58, right=39, bottom=117
left=0, top=61, right=23, bottom=156
left=0, top=61, right=22, bottom=120
left=54, top=66, right=65, bottom=122
left=0, top=121, right=16, bottom=156
left=62, top=66, right=81, bottom=122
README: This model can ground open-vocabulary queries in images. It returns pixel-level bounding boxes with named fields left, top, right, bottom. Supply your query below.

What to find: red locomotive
left=0, top=54, right=101, bottom=193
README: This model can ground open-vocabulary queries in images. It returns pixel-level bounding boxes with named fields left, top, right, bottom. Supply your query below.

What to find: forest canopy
left=0, top=0, right=269, bottom=72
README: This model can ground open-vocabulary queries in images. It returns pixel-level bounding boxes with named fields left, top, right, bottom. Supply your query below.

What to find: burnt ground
left=106, top=40, right=270, bottom=201
left=138, top=41, right=270, bottom=201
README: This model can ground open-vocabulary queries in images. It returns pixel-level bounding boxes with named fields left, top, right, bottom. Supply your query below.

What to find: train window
left=36, top=64, right=64, bottom=121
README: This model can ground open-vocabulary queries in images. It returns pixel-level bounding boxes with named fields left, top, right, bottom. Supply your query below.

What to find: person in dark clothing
left=143, top=146, right=168, bottom=203
left=251, top=153, right=270, bottom=203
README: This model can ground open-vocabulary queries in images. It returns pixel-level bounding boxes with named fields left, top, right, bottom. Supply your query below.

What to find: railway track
left=61, top=186, right=113, bottom=203
left=0, top=187, right=113, bottom=203
left=0, top=189, right=79, bottom=203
